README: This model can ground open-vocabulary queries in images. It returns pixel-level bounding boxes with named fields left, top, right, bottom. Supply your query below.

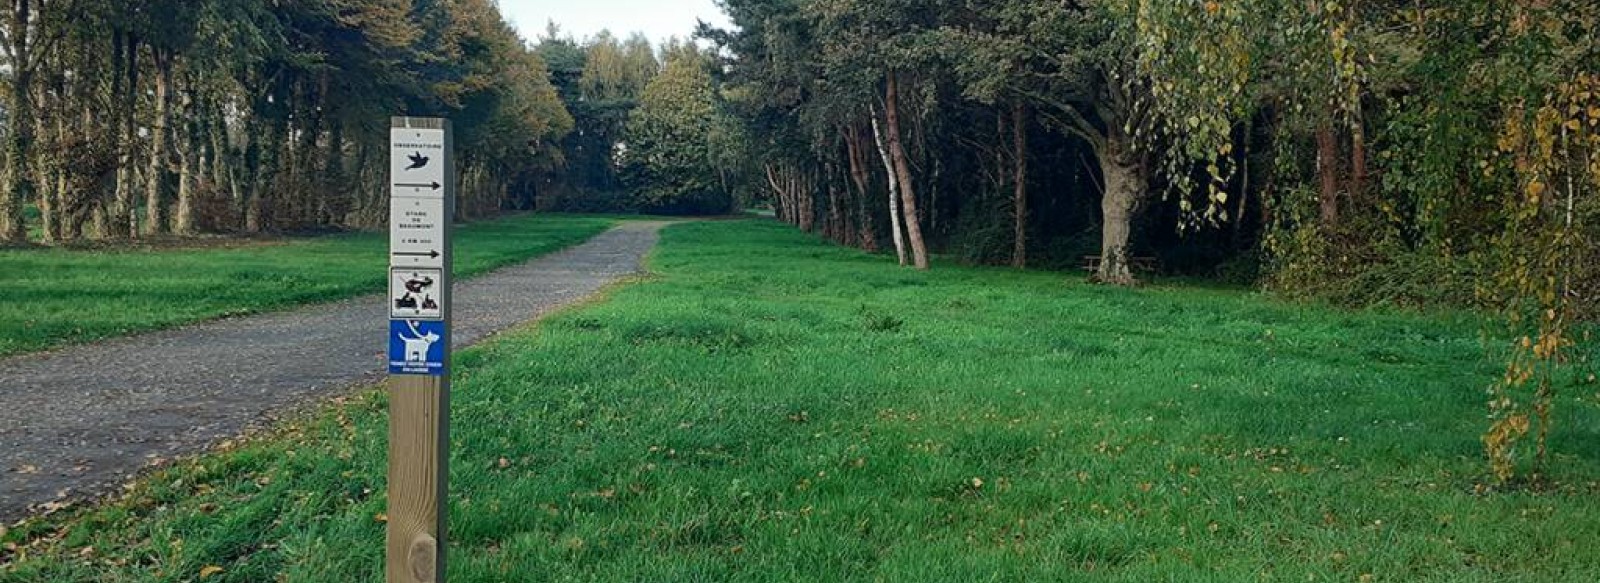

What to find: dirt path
left=0, top=221, right=667, bottom=522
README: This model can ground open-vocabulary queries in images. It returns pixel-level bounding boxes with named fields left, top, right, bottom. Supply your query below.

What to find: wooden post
left=386, top=117, right=453, bottom=583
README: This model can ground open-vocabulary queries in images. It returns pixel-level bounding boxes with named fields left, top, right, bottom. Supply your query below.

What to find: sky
left=500, top=0, right=735, bottom=45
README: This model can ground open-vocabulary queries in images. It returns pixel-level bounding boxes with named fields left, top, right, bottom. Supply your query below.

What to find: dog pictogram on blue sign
left=389, top=320, right=446, bottom=376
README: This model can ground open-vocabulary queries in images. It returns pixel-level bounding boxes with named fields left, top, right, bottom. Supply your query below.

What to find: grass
left=3, top=219, right=1599, bottom=582
left=0, top=214, right=615, bottom=357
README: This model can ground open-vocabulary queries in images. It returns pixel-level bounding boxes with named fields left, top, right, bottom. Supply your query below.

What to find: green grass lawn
left=0, top=214, right=615, bottom=357
left=3, top=219, right=1598, bottom=582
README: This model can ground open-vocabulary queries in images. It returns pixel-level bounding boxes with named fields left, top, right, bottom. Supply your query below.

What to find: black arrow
left=393, top=250, right=441, bottom=259
left=395, top=181, right=442, bottom=190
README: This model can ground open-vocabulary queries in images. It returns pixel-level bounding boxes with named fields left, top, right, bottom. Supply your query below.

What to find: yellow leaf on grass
left=200, top=565, right=225, bottom=579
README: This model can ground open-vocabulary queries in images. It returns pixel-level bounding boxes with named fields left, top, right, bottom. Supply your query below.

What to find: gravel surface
left=0, top=221, right=665, bottom=522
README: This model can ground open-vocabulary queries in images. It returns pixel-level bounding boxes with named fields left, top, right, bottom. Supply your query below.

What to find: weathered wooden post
left=386, top=117, right=453, bottom=583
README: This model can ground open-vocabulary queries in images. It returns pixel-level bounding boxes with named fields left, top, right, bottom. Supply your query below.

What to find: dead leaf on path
left=199, top=565, right=224, bottom=578
left=15, top=465, right=38, bottom=475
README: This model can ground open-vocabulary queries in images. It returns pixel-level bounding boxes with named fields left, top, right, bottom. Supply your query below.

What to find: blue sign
left=390, top=320, right=446, bottom=376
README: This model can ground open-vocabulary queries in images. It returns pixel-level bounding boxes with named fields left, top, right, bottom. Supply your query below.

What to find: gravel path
left=0, top=221, right=666, bottom=522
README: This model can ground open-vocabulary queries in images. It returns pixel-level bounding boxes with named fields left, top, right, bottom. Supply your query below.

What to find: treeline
left=709, top=0, right=1596, bottom=292
left=705, top=0, right=1596, bottom=481
left=534, top=30, right=744, bottom=215
left=0, top=0, right=571, bottom=243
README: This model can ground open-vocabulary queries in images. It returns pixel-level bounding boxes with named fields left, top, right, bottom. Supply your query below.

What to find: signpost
left=387, top=117, right=452, bottom=583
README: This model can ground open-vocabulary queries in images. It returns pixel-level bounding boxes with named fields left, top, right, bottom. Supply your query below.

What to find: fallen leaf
left=374, top=513, right=389, bottom=523
left=200, top=565, right=225, bottom=578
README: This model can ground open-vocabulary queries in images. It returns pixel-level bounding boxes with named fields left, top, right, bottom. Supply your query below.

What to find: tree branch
left=1018, top=88, right=1105, bottom=152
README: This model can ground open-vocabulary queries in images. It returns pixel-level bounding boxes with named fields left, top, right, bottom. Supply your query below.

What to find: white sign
left=390, top=128, right=447, bottom=198
left=391, top=268, right=444, bottom=320
left=389, top=196, right=445, bottom=268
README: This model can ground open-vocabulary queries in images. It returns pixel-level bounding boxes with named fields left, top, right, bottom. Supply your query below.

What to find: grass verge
left=3, top=219, right=1598, bottom=582
left=0, top=214, right=615, bottom=357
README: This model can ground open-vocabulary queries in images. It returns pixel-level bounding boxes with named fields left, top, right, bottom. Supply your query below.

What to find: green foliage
left=620, top=54, right=741, bottom=215
left=535, top=28, right=660, bottom=203
left=5, top=220, right=1599, bottom=581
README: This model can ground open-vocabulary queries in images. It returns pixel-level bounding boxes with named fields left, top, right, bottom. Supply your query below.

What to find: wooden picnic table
left=1082, top=255, right=1159, bottom=273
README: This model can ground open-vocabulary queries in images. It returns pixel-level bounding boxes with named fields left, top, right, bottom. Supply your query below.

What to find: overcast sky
left=501, top=0, right=734, bottom=45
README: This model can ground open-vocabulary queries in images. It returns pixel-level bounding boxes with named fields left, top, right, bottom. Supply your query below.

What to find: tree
left=621, top=51, right=739, bottom=215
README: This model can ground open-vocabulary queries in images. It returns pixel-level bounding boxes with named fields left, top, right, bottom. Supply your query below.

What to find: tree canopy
left=0, top=0, right=572, bottom=240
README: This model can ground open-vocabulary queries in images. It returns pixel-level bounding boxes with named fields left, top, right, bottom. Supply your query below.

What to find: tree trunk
left=247, top=114, right=285, bottom=233
left=1097, top=129, right=1147, bottom=285
left=882, top=75, right=928, bottom=269
left=37, top=88, right=64, bottom=243
left=111, top=30, right=139, bottom=238
left=1349, top=110, right=1368, bottom=201
left=1315, top=121, right=1341, bottom=227
left=0, top=0, right=34, bottom=244
left=825, top=161, right=845, bottom=242
left=1233, top=120, right=1254, bottom=247
left=797, top=168, right=815, bottom=233
left=870, top=107, right=907, bottom=266
left=764, top=163, right=787, bottom=222
left=145, top=51, right=174, bottom=236
left=843, top=124, right=879, bottom=252
left=174, top=90, right=199, bottom=235
left=1, top=68, right=34, bottom=243
left=1011, top=101, right=1028, bottom=269
left=325, top=121, right=347, bottom=225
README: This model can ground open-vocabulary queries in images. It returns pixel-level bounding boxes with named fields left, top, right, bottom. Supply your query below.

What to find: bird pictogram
left=405, top=152, right=430, bottom=170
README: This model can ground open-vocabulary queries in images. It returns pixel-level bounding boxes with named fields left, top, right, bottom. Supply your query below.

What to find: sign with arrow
left=391, top=128, right=447, bottom=199
left=389, top=196, right=445, bottom=268
left=395, top=181, right=443, bottom=191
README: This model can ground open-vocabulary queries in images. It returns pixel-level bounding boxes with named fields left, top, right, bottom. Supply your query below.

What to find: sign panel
left=390, top=128, right=447, bottom=198
left=389, top=320, right=446, bottom=376
left=389, top=197, right=445, bottom=269
left=391, top=268, right=444, bottom=320
left=388, top=119, right=451, bottom=378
